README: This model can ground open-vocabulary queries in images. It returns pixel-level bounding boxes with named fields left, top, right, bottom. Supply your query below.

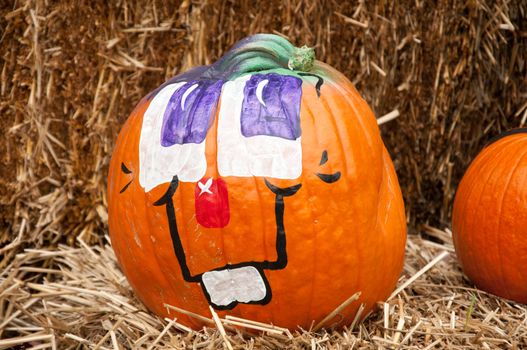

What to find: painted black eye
left=121, top=162, right=132, bottom=174
left=119, top=162, right=133, bottom=193
left=316, top=151, right=341, bottom=184
left=316, top=171, right=341, bottom=184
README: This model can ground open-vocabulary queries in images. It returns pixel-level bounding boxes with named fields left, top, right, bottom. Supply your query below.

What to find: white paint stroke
left=255, top=79, right=269, bottom=106
left=181, top=83, right=199, bottom=111
left=198, top=177, right=213, bottom=196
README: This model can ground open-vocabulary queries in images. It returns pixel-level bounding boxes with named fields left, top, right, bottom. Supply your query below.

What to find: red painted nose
left=195, top=178, right=230, bottom=228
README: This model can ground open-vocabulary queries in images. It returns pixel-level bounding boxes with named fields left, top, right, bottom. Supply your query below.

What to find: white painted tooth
left=201, top=266, right=267, bottom=306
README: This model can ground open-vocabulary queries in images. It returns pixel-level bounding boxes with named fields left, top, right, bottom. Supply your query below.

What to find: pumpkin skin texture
left=452, top=129, right=527, bottom=303
left=107, top=34, right=406, bottom=330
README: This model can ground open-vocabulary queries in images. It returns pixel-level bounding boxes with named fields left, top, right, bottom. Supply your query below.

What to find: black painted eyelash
left=319, top=150, right=328, bottom=165
left=119, top=162, right=133, bottom=193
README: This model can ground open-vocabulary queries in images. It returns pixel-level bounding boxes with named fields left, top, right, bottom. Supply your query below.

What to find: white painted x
left=198, top=178, right=213, bottom=196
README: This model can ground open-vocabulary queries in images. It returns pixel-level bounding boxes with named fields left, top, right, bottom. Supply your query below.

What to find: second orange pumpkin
left=453, top=129, right=527, bottom=303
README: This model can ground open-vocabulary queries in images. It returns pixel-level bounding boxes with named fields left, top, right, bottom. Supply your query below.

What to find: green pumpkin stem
left=288, top=45, right=315, bottom=71
left=212, top=34, right=315, bottom=79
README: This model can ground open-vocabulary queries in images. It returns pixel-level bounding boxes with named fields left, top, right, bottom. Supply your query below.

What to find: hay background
left=1, top=0, right=526, bottom=252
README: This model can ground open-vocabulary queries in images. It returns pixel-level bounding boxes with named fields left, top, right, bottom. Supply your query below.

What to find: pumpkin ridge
left=220, top=37, right=293, bottom=64
left=464, top=148, right=504, bottom=286
left=321, top=66, right=379, bottom=157
left=372, top=147, right=388, bottom=241
left=452, top=136, right=518, bottom=255
left=298, top=94, right=325, bottom=326
left=142, top=185, right=185, bottom=321
left=462, top=141, right=516, bottom=289
left=329, top=78, right=378, bottom=151
left=108, top=101, right=150, bottom=287
left=373, top=148, right=405, bottom=302
left=108, top=126, right=131, bottom=266
left=250, top=172, right=273, bottom=322
left=493, top=144, right=527, bottom=299
left=313, top=87, right=366, bottom=319
left=214, top=48, right=289, bottom=78
left=316, top=91, right=351, bottom=184
left=133, top=190, right=170, bottom=314
left=515, top=152, right=527, bottom=285
left=221, top=55, right=284, bottom=78
left=227, top=34, right=294, bottom=54
left=108, top=99, right=145, bottom=197
left=320, top=80, right=396, bottom=316
left=453, top=138, right=497, bottom=252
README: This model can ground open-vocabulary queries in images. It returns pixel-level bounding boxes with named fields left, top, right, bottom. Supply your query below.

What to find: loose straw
left=313, top=292, right=362, bottom=332
left=388, top=251, right=450, bottom=301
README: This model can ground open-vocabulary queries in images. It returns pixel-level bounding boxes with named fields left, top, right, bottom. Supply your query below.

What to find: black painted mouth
left=154, top=176, right=301, bottom=310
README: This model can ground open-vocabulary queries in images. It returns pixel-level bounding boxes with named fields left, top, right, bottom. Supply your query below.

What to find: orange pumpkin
left=107, top=34, right=406, bottom=329
left=452, top=129, right=527, bottom=303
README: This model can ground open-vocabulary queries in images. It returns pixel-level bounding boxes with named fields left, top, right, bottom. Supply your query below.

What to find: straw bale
left=1, top=0, right=526, bottom=249
left=1, top=228, right=527, bottom=348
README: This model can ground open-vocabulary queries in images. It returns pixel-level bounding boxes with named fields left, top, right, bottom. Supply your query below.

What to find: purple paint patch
left=161, top=80, right=224, bottom=146
left=241, top=74, right=302, bottom=140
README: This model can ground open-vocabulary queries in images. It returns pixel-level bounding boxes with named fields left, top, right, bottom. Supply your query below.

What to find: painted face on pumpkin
left=109, top=34, right=406, bottom=330
left=118, top=70, right=341, bottom=310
